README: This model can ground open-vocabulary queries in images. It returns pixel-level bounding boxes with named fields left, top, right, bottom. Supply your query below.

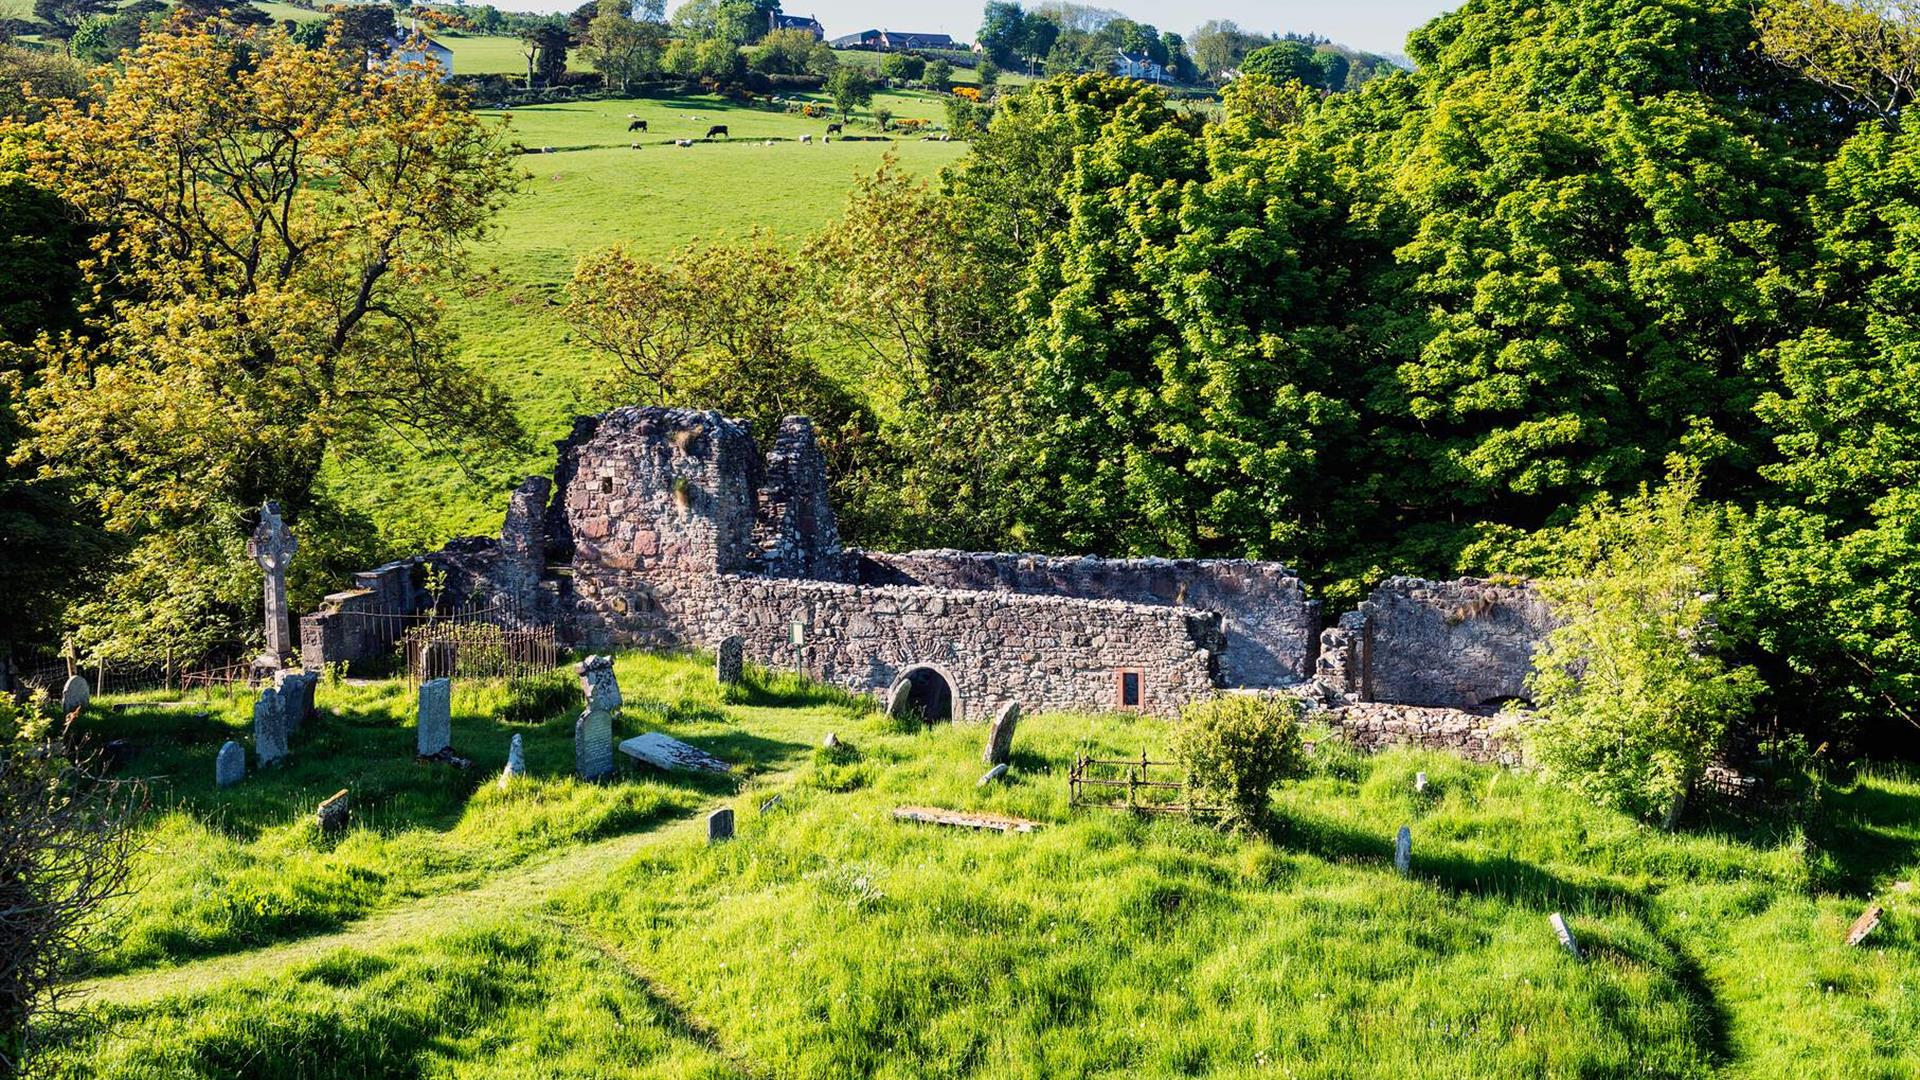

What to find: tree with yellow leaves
left=7, top=17, right=524, bottom=657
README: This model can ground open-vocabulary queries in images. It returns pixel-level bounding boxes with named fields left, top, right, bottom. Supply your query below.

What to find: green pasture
left=440, top=31, right=530, bottom=76
left=250, top=1, right=325, bottom=24
left=323, top=93, right=966, bottom=543
left=50, top=652, right=1920, bottom=1077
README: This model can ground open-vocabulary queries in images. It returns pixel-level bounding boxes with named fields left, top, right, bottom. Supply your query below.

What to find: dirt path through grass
left=74, top=793, right=729, bottom=1008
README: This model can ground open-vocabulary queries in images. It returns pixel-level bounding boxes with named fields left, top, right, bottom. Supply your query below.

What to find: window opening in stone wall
left=1118, top=669, right=1142, bottom=709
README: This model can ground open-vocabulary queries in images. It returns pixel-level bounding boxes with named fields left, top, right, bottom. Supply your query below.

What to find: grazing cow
left=825, top=122, right=843, bottom=135
left=705, top=125, right=729, bottom=140
left=627, top=119, right=648, bottom=132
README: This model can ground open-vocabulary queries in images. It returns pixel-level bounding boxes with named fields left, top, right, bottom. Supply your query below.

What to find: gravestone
left=276, top=670, right=319, bottom=732
left=983, top=702, right=1020, bottom=766
left=575, top=656, right=620, bottom=781
left=416, top=678, right=452, bottom=758
left=822, top=732, right=838, bottom=749
left=1847, top=905, right=1884, bottom=947
left=1549, top=913, right=1582, bottom=960
left=316, top=789, right=350, bottom=836
left=247, top=500, right=299, bottom=672
left=1394, top=826, right=1412, bottom=876
left=715, top=636, right=745, bottom=686
left=499, top=733, right=527, bottom=789
left=885, top=680, right=912, bottom=719
left=1415, top=771, right=1428, bottom=795
left=707, top=807, right=734, bottom=844
left=618, top=733, right=732, bottom=774
left=216, top=740, right=245, bottom=788
left=759, top=794, right=783, bottom=814
left=979, top=763, right=1009, bottom=786
left=60, top=675, right=91, bottom=715
left=253, top=686, right=289, bottom=765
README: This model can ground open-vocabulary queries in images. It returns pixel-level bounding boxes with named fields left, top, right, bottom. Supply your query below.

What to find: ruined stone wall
left=1337, top=578, right=1557, bottom=708
left=703, top=575, right=1224, bottom=719
left=1318, top=702, right=1525, bottom=766
left=858, top=551, right=1317, bottom=688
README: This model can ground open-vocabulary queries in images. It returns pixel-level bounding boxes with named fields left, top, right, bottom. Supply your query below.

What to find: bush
left=1174, top=694, right=1306, bottom=830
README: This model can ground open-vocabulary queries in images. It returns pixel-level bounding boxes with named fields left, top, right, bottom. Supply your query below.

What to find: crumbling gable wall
left=1320, top=578, right=1557, bottom=708
left=860, top=551, right=1317, bottom=688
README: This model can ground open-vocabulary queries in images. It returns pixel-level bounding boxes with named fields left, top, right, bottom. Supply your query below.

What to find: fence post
left=97, top=658, right=107, bottom=698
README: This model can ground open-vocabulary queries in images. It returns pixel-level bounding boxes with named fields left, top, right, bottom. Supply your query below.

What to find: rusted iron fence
left=14, top=643, right=251, bottom=697
left=403, top=620, right=561, bottom=687
left=1069, top=752, right=1223, bottom=817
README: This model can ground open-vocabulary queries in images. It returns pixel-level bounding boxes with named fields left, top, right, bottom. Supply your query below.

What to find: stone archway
left=888, top=664, right=960, bottom=723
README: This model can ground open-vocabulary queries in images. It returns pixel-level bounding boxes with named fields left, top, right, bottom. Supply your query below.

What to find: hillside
left=50, top=654, right=1920, bottom=1077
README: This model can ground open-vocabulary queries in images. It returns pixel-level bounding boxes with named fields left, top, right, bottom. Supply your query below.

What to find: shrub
left=1174, top=694, right=1306, bottom=830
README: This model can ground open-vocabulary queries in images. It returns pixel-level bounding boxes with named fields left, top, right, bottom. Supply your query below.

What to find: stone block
left=707, top=807, right=734, bottom=844
left=716, top=635, right=744, bottom=686
left=416, top=678, right=452, bottom=758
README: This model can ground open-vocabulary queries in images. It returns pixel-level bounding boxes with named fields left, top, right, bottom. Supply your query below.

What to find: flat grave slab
left=893, top=806, right=1042, bottom=834
left=618, top=733, right=733, bottom=774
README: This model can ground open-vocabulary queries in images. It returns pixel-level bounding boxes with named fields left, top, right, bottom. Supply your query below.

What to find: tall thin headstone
left=416, top=677, right=452, bottom=758
left=500, top=733, right=527, bottom=789
left=575, top=656, right=619, bottom=781
left=253, top=686, right=288, bottom=765
left=885, top=680, right=912, bottom=719
left=707, top=807, right=734, bottom=844
left=1394, top=826, right=1412, bottom=876
left=216, top=740, right=245, bottom=788
left=715, top=635, right=745, bottom=686
left=60, top=675, right=91, bottom=715
left=1549, top=913, right=1582, bottom=960
left=983, top=702, right=1020, bottom=766
left=1414, top=772, right=1429, bottom=795
left=247, top=500, right=299, bottom=673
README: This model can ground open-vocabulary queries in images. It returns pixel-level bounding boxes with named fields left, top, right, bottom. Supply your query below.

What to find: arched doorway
left=889, top=665, right=957, bottom=722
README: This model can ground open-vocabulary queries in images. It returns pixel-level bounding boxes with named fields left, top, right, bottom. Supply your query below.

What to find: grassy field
left=439, top=31, right=531, bottom=76
left=45, top=653, right=1920, bottom=1077
left=324, top=91, right=967, bottom=543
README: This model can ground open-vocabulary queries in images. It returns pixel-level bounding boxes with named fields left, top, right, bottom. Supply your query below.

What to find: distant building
left=770, top=12, right=825, bottom=40
left=383, top=33, right=453, bottom=80
left=829, top=29, right=959, bottom=52
left=1113, top=50, right=1165, bottom=83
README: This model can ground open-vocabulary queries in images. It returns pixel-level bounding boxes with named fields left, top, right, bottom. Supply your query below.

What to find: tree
left=747, top=26, right=817, bottom=74
left=0, top=693, right=143, bottom=1076
left=1756, top=0, right=1920, bottom=121
left=924, top=57, right=952, bottom=91
left=1175, top=695, right=1306, bottom=831
left=528, top=22, right=570, bottom=85
left=977, top=57, right=1000, bottom=88
left=1160, top=31, right=1194, bottom=84
left=30, top=0, right=110, bottom=52
left=330, top=3, right=396, bottom=60
left=0, top=44, right=87, bottom=120
left=1241, top=40, right=1321, bottom=87
left=670, top=0, right=757, bottom=45
left=583, top=0, right=664, bottom=91
left=13, top=21, right=523, bottom=657
left=978, top=0, right=1027, bottom=67
left=1526, top=475, right=1761, bottom=826
left=879, top=51, right=924, bottom=82
left=1312, top=48, right=1348, bottom=92
left=826, top=66, right=872, bottom=120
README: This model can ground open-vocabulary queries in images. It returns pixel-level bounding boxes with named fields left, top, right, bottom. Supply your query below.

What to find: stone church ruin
left=302, top=407, right=1555, bottom=728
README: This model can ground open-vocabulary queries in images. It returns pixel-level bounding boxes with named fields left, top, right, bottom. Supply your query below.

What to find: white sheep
left=800, top=134, right=812, bottom=144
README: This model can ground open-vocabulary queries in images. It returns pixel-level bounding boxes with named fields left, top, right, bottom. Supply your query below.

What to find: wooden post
left=97, top=658, right=106, bottom=698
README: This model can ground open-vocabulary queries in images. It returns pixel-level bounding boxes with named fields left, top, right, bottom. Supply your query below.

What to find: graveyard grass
left=53, top=655, right=1920, bottom=1078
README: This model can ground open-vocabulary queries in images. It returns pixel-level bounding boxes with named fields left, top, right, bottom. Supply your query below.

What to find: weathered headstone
left=216, top=740, right=245, bottom=788
left=247, top=500, right=299, bottom=672
left=316, top=789, right=350, bottom=836
left=253, top=686, right=289, bottom=765
left=715, top=635, right=745, bottom=686
left=416, top=677, right=452, bottom=758
left=618, top=732, right=732, bottom=774
left=1394, top=825, right=1412, bottom=876
left=759, top=793, right=783, bottom=814
left=1415, top=771, right=1429, bottom=795
left=885, top=679, right=912, bottom=719
left=60, top=675, right=91, bottom=715
left=1847, top=905, right=1884, bottom=947
left=575, top=656, right=619, bottom=781
left=275, top=670, right=319, bottom=732
left=822, top=731, right=838, bottom=749
left=983, top=702, right=1020, bottom=766
left=499, top=733, right=527, bottom=789
left=707, top=807, right=734, bottom=844
left=1549, top=913, right=1582, bottom=960
left=979, top=763, right=1009, bottom=786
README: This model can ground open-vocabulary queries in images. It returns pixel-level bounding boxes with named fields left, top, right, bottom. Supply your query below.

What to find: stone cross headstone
left=575, top=656, right=620, bottom=781
left=253, top=686, right=289, bottom=765
left=1394, top=826, right=1412, bottom=876
left=275, top=670, right=319, bottom=733
left=983, top=702, right=1020, bottom=766
left=216, top=740, right=245, bottom=788
left=60, top=674, right=91, bottom=715
left=416, top=677, right=452, bottom=758
left=499, top=733, right=527, bottom=789
left=1549, top=913, right=1582, bottom=960
left=316, top=789, right=350, bottom=836
left=707, top=807, right=734, bottom=844
left=979, top=763, right=1009, bottom=786
left=1415, top=771, right=1429, bottom=795
left=247, top=501, right=299, bottom=671
left=715, top=635, right=745, bottom=686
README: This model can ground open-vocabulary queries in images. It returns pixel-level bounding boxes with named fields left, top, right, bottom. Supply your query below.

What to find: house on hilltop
left=830, top=29, right=959, bottom=52
left=383, top=33, right=453, bottom=80
left=1114, top=50, right=1165, bottom=83
left=769, top=12, right=825, bottom=39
